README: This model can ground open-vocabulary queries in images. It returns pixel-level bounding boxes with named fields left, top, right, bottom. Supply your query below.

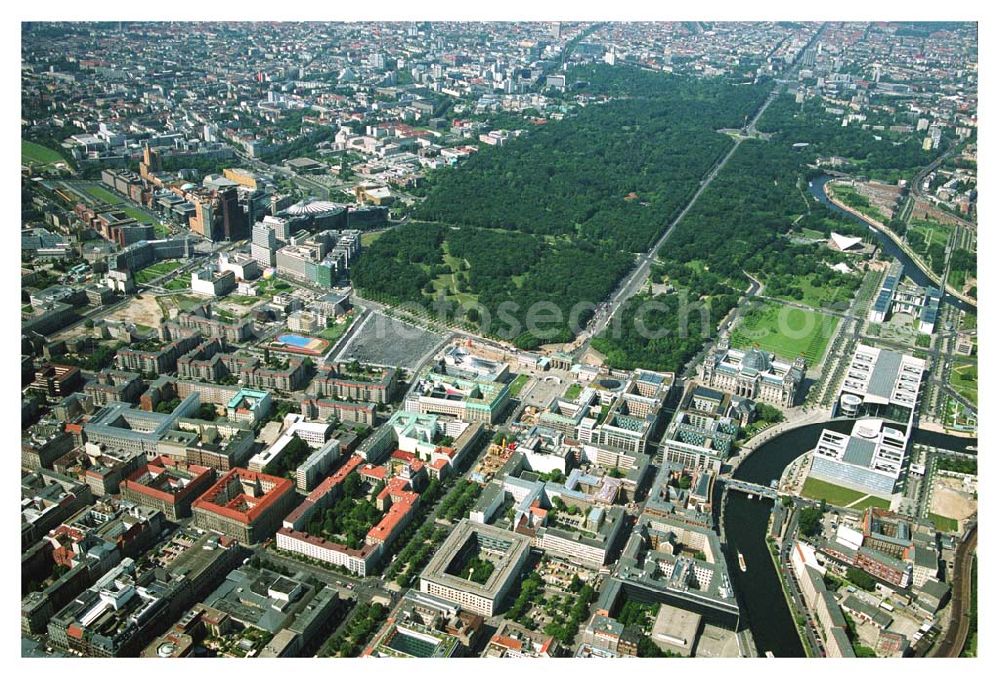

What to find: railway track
left=932, top=522, right=977, bottom=657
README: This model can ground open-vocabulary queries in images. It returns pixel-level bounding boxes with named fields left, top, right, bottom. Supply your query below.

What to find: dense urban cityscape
left=20, top=20, right=977, bottom=660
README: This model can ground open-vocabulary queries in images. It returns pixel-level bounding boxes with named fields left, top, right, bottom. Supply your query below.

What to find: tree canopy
left=353, top=67, right=771, bottom=349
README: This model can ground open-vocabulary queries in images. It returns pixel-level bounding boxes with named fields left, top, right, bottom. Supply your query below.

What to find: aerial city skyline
left=20, top=20, right=977, bottom=661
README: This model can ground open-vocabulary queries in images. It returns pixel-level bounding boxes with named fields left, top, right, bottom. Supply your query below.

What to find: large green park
left=354, top=63, right=933, bottom=369
left=352, top=65, right=770, bottom=350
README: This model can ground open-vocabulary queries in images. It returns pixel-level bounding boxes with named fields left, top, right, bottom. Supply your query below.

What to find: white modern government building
left=809, top=344, right=927, bottom=500
left=836, top=344, right=925, bottom=432
left=808, top=420, right=908, bottom=499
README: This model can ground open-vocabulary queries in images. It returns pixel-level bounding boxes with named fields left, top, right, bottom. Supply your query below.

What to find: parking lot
left=520, top=374, right=567, bottom=410
left=337, top=311, right=445, bottom=368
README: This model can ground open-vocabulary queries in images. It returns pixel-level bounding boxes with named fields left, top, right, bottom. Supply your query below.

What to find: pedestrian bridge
left=722, top=478, right=779, bottom=500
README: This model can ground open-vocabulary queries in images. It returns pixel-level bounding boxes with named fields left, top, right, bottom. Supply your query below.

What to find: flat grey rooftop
left=868, top=350, right=903, bottom=399
left=842, top=437, right=876, bottom=467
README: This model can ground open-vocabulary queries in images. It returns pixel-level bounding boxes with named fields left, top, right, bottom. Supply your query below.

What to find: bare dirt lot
left=105, top=294, right=165, bottom=329
left=929, top=475, right=977, bottom=522
left=857, top=181, right=903, bottom=220
left=912, top=199, right=971, bottom=228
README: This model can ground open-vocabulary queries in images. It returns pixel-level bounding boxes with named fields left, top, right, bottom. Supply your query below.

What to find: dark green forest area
left=354, top=64, right=927, bottom=360
left=352, top=65, right=770, bottom=348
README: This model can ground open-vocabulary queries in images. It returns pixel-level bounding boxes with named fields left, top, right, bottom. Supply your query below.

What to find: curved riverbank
left=808, top=176, right=975, bottom=314
left=821, top=179, right=976, bottom=308
left=723, top=419, right=977, bottom=656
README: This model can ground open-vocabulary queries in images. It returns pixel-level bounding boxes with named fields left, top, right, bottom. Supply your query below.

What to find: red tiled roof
left=285, top=455, right=365, bottom=525
left=191, top=467, right=293, bottom=525
left=366, top=498, right=416, bottom=543
left=120, top=456, right=213, bottom=504
left=390, top=449, right=416, bottom=462
left=360, top=464, right=388, bottom=480
left=308, top=455, right=364, bottom=501
left=387, top=477, right=409, bottom=492
left=491, top=635, right=522, bottom=651
left=278, top=527, right=376, bottom=557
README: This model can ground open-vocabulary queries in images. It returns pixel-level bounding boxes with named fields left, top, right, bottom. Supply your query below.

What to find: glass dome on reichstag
left=741, top=347, right=772, bottom=373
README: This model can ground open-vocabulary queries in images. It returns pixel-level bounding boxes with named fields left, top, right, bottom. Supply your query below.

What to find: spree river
left=718, top=175, right=976, bottom=656
left=723, top=421, right=977, bottom=656
left=807, top=175, right=974, bottom=315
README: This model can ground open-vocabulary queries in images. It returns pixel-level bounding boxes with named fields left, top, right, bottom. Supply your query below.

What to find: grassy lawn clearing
left=949, top=362, right=978, bottom=406
left=508, top=373, right=530, bottom=397
left=850, top=495, right=892, bottom=511
left=121, top=205, right=155, bottom=224
left=81, top=183, right=122, bottom=205
left=22, top=140, right=67, bottom=166
left=135, top=260, right=183, bottom=284
left=928, top=512, right=959, bottom=533
left=317, top=315, right=356, bottom=341
left=361, top=230, right=387, bottom=247
left=801, top=477, right=866, bottom=507
left=731, top=301, right=836, bottom=363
